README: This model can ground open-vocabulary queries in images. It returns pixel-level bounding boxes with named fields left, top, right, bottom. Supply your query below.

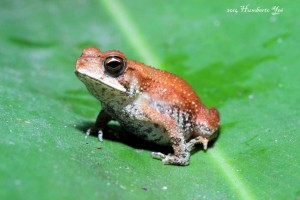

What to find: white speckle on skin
left=162, top=186, right=168, bottom=190
left=129, top=77, right=139, bottom=97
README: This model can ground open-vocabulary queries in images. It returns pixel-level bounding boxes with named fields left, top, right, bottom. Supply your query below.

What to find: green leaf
left=1, top=0, right=299, bottom=199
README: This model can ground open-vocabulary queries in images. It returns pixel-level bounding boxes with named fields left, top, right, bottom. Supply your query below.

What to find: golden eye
left=103, top=56, right=126, bottom=77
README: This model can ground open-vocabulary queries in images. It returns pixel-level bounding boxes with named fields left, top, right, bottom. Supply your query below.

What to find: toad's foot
left=86, top=128, right=103, bottom=141
left=151, top=152, right=190, bottom=166
left=85, top=109, right=112, bottom=141
left=151, top=152, right=166, bottom=159
left=187, top=136, right=209, bottom=151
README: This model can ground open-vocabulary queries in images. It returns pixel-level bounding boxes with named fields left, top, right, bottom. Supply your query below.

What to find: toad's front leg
left=87, top=109, right=112, bottom=141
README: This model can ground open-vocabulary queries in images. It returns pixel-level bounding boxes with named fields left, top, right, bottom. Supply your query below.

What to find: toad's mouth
left=75, top=70, right=127, bottom=93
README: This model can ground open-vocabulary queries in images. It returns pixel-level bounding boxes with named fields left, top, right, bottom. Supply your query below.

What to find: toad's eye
left=103, top=56, right=126, bottom=77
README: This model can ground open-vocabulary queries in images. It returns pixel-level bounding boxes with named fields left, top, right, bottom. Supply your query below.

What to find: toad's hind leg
left=138, top=99, right=190, bottom=166
left=151, top=135, right=190, bottom=166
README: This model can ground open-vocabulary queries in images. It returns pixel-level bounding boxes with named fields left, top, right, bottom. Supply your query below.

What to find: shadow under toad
left=74, top=121, right=219, bottom=155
